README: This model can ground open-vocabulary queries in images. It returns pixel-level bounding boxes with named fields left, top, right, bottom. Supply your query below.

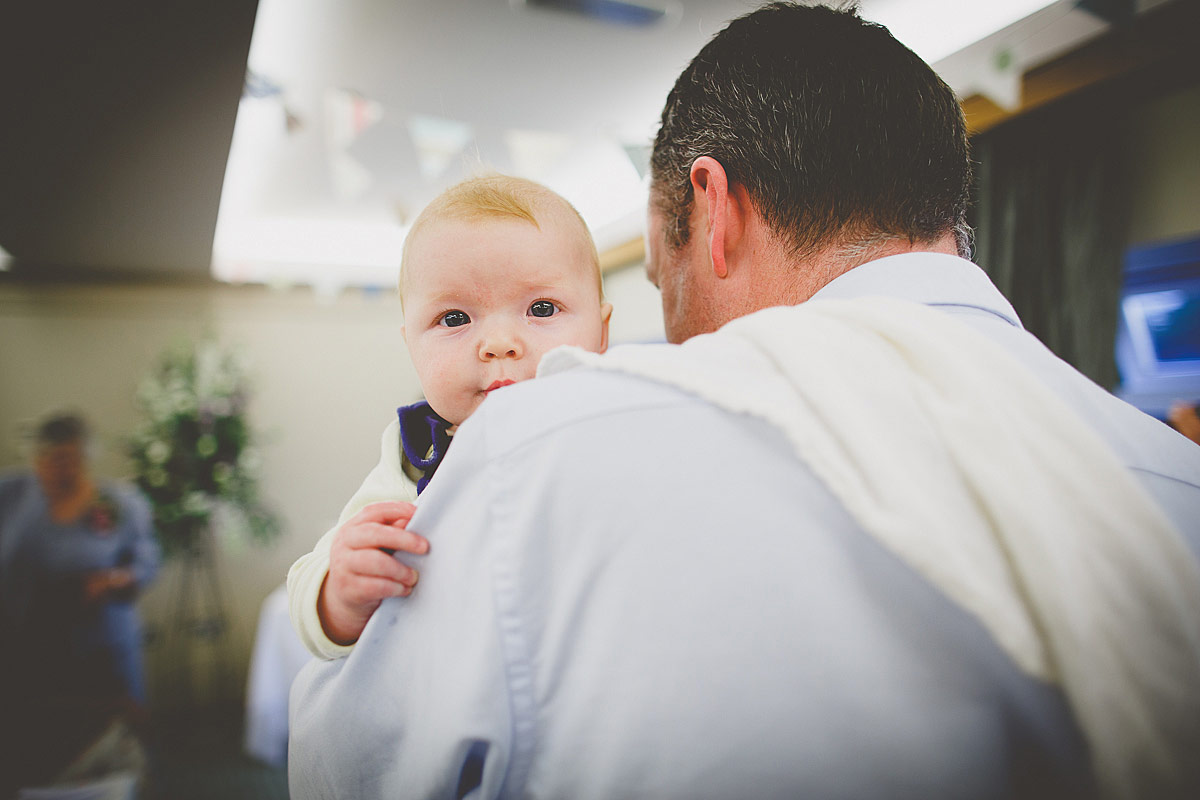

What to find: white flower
left=183, top=491, right=210, bottom=514
left=239, top=448, right=261, bottom=475
left=211, top=503, right=249, bottom=555
left=147, top=440, right=170, bottom=464
left=213, top=462, right=234, bottom=485
left=195, top=342, right=223, bottom=402
left=201, top=398, right=232, bottom=417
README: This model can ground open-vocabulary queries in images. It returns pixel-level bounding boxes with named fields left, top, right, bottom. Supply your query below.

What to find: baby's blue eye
left=440, top=310, right=470, bottom=327
left=529, top=301, right=557, bottom=318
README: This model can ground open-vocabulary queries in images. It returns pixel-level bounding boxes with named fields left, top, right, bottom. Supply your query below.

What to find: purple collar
left=397, top=401, right=453, bottom=494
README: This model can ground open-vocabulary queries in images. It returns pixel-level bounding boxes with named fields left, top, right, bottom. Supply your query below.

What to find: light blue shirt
left=0, top=474, right=161, bottom=702
left=289, top=253, right=1200, bottom=799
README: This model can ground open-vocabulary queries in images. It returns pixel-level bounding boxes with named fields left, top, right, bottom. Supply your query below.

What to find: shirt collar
left=810, top=252, right=1023, bottom=329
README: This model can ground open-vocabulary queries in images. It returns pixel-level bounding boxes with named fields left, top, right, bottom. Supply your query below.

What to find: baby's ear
left=598, top=302, right=613, bottom=353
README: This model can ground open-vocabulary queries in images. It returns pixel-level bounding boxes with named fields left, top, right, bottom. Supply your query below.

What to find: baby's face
left=402, top=210, right=612, bottom=426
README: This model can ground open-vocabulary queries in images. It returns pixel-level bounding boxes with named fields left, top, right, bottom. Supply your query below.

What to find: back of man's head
left=650, top=2, right=972, bottom=260
left=35, top=411, right=89, bottom=448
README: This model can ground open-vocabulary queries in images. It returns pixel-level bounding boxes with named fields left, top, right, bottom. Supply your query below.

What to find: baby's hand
left=318, top=501, right=429, bottom=645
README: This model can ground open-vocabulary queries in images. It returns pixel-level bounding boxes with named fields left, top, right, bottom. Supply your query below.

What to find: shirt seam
left=927, top=301, right=1022, bottom=327
left=1128, top=464, right=1200, bottom=491
left=486, top=425, right=539, bottom=798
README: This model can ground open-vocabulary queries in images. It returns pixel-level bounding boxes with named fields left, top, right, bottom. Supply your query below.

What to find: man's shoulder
left=464, top=365, right=701, bottom=456
left=0, top=472, right=34, bottom=505
left=94, top=479, right=153, bottom=522
left=97, top=477, right=140, bottom=497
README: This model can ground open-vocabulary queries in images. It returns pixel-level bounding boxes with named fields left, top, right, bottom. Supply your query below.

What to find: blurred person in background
left=1169, top=401, right=1200, bottom=445
left=0, top=411, right=160, bottom=792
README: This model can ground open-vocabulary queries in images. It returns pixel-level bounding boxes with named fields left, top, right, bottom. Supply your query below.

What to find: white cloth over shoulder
left=541, top=296, right=1200, bottom=800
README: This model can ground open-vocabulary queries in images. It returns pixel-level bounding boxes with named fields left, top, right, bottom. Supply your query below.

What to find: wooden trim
left=963, top=0, right=1199, bottom=136
left=599, top=236, right=646, bottom=274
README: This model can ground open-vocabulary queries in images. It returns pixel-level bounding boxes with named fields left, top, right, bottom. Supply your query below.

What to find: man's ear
left=689, top=156, right=743, bottom=280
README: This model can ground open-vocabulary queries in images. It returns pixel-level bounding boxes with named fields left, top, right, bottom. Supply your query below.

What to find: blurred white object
left=244, top=583, right=314, bottom=766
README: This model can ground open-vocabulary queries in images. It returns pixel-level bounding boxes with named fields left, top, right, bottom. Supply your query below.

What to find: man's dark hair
left=650, top=2, right=972, bottom=259
left=35, top=412, right=90, bottom=446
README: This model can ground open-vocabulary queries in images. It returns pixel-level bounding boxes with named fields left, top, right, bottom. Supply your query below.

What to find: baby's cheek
left=577, top=321, right=607, bottom=352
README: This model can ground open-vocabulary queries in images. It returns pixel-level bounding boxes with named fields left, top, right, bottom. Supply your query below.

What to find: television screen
left=1115, top=236, right=1200, bottom=418
left=1123, top=288, right=1200, bottom=366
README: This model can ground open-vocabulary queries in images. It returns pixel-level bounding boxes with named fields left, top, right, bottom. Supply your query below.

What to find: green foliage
left=127, top=339, right=281, bottom=557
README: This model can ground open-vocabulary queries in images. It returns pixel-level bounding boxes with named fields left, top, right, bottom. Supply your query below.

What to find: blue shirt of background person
left=0, top=412, right=161, bottom=707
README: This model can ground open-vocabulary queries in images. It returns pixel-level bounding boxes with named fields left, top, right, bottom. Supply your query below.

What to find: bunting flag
left=324, top=88, right=384, bottom=200
left=407, top=114, right=474, bottom=181
left=504, top=128, right=573, bottom=181
left=622, top=142, right=651, bottom=180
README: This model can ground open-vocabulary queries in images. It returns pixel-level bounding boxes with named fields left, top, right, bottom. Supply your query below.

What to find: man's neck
left=720, top=221, right=962, bottom=332
left=779, top=232, right=961, bottom=305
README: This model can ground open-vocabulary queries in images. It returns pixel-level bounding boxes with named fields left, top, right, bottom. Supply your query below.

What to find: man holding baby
left=290, top=3, right=1200, bottom=799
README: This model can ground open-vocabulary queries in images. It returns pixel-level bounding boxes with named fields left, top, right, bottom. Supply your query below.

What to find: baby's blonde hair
left=399, top=174, right=602, bottom=305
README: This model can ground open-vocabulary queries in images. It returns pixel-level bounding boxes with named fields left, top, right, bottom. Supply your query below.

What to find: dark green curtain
left=969, top=98, right=1132, bottom=390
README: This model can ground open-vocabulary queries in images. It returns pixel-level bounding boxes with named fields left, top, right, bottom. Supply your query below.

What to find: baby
left=287, top=174, right=613, bottom=657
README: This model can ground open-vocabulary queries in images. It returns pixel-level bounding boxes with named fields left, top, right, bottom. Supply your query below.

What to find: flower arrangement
left=127, top=338, right=280, bottom=557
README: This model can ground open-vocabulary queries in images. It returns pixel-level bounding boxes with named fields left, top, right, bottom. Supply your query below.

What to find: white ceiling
left=0, top=0, right=1165, bottom=285
left=215, top=0, right=1158, bottom=291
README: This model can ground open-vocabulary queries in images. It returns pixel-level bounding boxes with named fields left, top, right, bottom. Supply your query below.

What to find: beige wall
left=0, top=267, right=662, bottom=705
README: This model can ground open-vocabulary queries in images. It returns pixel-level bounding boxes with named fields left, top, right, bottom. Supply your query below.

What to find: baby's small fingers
left=341, top=521, right=424, bottom=553
left=337, top=546, right=398, bottom=578
left=386, top=557, right=420, bottom=589
left=349, top=502, right=417, bottom=527
left=353, top=547, right=420, bottom=587
left=350, top=576, right=410, bottom=603
left=382, top=526, right=430, bottom=556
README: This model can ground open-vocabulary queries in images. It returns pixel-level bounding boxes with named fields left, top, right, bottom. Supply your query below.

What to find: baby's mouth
left=485, top=379, right=516, bottom=393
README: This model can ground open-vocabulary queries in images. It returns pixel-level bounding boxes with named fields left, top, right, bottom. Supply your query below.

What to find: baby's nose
left=483, top=345, right=518, bottom=359
left=479, top=326, right=524, bottom=360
